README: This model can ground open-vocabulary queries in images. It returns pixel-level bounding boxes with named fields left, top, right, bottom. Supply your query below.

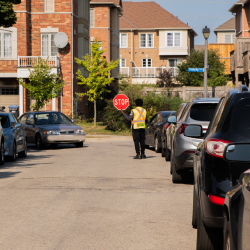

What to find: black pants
left=132, top=128, right=145, bottom=155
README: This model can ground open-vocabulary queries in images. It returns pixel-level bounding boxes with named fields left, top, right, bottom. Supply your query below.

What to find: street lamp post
left=202, top=26, right=210, bottom=98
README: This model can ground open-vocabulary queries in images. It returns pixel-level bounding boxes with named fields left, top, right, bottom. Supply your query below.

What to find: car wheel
left=10, top=142, right=16, bottom=161
left=192, top=185, right=198, bottom=228
left=75, top=142, right=83, bottom=147
left=36, top=134, right=44, bottom=149
left=165, top=141, right=170, bottom=161
left=154, top=136, right=161, bottom=153
left=172, top=162, right=183, bottom=183
left=223, top=222, right=230, bottom=250
left=0, top=140, right=4, bottom=165
left=196, top=205, right=223, bottom=250
left=161, top=140, right=166, bottom=157
left=18, top=139, right=27, bottom=158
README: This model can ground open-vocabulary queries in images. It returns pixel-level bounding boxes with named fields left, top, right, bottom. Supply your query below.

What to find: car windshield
left=0, top=115, right=10, bottom=128
left=34, top=112, right=71, bottom=125
left=190, top=103, right=217, bottom=121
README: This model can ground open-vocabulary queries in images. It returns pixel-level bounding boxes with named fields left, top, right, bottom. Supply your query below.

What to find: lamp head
left=202, top=26, right=210, bottom=39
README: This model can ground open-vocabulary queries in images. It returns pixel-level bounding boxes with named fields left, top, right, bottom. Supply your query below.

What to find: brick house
left=89, top=0, right=122, bottom=91
left=229, top=0, right=250, bottom=85
left=0, top=0, right=90, bottom=116
left=119, top=1, right=197, bottom=84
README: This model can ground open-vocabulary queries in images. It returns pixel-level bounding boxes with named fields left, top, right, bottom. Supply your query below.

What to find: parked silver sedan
left=0, top=112, right=27, bottom=161
left=19, top=111, right=86, bottom=149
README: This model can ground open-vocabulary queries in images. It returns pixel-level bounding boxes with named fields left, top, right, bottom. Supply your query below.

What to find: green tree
left=176, top=49, right=229, bottom=86
left=0, top=0, right=21, bottom=27
left=18, top=58, right=64, bottom=111
left=75, top=40, right=119, bottom=127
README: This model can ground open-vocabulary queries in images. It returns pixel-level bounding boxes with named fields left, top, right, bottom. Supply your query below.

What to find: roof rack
left=238, top=85, right=249, bottom=92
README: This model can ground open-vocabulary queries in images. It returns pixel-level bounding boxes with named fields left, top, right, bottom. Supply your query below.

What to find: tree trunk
left=94, top=99, right=96, bottom=128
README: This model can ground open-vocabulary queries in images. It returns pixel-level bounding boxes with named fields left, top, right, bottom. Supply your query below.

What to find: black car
left=164, top=103, right=186, bottom=161
left=223, top=143, right=250, bottom=250
left=192, top=85, right=250, bottom=249
left=145, top=111, right=173, bottom=153
left=160, top=111, right=176, bottom=158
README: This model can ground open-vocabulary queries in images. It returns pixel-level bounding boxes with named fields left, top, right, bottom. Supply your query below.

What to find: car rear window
left=190, top=103, right=218, bottom=121
left=232, top=98, right=250, bottom=139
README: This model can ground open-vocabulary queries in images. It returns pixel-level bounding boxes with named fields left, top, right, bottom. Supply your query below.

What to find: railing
left=132, top=67, right=178, bottom=78
left=18, top=56, right=60, bottom=67
left=119, top=67, right=129, bottom=76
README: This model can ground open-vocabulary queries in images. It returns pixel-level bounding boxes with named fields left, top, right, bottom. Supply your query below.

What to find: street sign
left=113, top=94, right=129, bottom=110
left=188, top=68, right=204, bottom=72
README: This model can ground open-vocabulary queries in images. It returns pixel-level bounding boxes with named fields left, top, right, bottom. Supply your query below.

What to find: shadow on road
left=0, top=171, right=21, bottom=179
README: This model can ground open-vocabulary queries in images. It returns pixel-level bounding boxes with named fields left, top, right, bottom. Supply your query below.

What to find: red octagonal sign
left=113, top=94, right=130, bottom=110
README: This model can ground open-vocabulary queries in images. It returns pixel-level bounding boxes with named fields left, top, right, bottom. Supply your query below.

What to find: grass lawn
left=76, top=121, right=131, bottom=136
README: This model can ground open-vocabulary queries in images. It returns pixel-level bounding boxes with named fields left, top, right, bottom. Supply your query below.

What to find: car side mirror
left=167, top=116, right=176, bottom=124
left=11, top=122, right=15, bottom=129
left=184, top=125, right=203, bottom=138
left=223, top=143, right=250, bottom=162
left=158, top=122, right=164, bottom=126
left=26, top=120, right=33, bottom=125
left=15, top=122, right=22, bottom=128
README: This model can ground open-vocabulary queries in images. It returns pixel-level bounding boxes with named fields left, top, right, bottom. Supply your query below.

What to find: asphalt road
left=0, top=136, right=196, bottom=250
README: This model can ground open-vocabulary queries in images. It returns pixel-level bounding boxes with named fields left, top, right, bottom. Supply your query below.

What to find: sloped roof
left=120, top=1, right=196, bottom=33
left=214, top=17, right=235, bottom=33
left=90, top=0, right=122, bottom=8
left=229, top=0, right=245, bottom=12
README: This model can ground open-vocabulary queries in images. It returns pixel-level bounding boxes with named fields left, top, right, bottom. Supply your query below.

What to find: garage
left=0, top=78, right=19, bottom=112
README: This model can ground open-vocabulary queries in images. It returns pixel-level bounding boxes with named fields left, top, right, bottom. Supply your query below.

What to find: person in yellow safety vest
left=121, top=99, right=147, bottom=159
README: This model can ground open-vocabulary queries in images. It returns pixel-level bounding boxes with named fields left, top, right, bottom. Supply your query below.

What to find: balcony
left=131, top=67, right=178, bottom=78
left=17, top=56, right=60, bottom=78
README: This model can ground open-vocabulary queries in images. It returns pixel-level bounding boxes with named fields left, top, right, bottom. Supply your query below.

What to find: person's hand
left=120, top=107, right=124, bottom=114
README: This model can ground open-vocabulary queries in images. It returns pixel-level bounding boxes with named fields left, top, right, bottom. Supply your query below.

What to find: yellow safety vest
left=131, top=107, right=147, bottom=129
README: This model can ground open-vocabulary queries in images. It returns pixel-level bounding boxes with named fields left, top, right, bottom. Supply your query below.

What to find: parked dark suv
left=192, top=85, right=250, bottom=249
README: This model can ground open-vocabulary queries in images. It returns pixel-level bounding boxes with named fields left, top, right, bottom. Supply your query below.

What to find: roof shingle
left=120, top=1, right=192, bottom=30
left=214, top=17, right=235, bottom=32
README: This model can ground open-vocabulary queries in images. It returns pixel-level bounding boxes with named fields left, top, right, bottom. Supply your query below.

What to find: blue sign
left=188, top=68, right=204, bottom=72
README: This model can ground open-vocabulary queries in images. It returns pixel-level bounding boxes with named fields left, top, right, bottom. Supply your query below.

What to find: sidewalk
left=86, top=134, right=132, bottom=141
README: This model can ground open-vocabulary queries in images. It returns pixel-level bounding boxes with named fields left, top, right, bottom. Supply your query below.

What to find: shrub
left=102, top=85, right=184, bottom=131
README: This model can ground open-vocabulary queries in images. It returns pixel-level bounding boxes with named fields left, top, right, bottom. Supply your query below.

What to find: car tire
left=75, top=142, right=83, bottom=147
left=192, top=185, right=198, bottom=228
left=165, top=141, right=170, bottom=161
left=196, top=205, right=223, bottom=250
left=10, top=142, right=16, bottom=162
left=18, top=139, right=27, bottom=158
left=154, top=136, right=161, bottom=153
left=172, top=162, right=183, bottom=183
left=161, top=140, right=166, bottom=157
left=223, top=222, right=230, bottom=250
left=0, top=140, right=4, bottom=165
left=36, top=134, right=44, bottom=149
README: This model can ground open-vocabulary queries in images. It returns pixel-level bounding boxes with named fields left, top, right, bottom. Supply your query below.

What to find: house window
left=225, top=34, right=236, bottom=43
left=45, top=0, right=54, bottom=12
left=166, top=32, right=181, bottom=47
left=142, top=58, right=152, bottom=67
left=120, top=58, right=126, bottom=67
left=90, top=9, right=94, bottom=27
left=41, top=34, right=58, bottom=56
left=120, top=33, right=128, bottom=48
left=168, top=59, right=182, bottom=67
left=140, top=34, right=154, bottom=48
left=0, top=32, right=12, bottom=58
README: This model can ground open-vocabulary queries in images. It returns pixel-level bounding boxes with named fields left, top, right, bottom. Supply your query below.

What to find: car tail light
left=184, top=150, right=195, bottom=154
left=208, top=194, right=225, bottom=206
left=165, top=124, right=170, bottom=129
left=206, top=139, right=232, bottom=158
left=179, top=123, right=187, bottom=134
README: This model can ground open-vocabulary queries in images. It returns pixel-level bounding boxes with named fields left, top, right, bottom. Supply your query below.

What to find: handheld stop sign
left=113, top=94, right=129, bottom=110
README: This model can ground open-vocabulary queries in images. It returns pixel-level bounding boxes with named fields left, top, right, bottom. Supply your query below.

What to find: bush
left=102, top=85, right=184, bottom=131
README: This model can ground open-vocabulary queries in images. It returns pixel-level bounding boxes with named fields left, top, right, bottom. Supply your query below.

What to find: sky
left=124, top=0, right=237, bottom=45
